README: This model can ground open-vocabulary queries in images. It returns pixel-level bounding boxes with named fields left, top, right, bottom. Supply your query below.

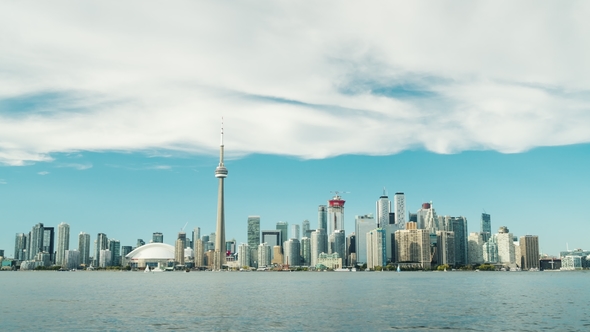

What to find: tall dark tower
left=213, top=121, right=228, bottom=270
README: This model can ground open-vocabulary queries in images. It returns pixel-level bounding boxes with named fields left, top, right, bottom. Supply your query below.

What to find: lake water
left=1, top=270, right=589, bottom=331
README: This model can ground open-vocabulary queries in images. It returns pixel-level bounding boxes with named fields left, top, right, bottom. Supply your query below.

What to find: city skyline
left=2, top=2, right=590, bottom=257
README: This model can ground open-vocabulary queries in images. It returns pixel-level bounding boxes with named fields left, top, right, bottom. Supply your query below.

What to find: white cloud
left=38, top=171, right=49, bottom=176
left=1, top=1, right=590, bottom=165
left=0, top=179, right=6, bottom=184
left=57, top=163, right=93, bottom=170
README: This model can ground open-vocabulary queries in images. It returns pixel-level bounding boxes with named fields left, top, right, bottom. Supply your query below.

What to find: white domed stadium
left=125, top=243, right=174, bottom=269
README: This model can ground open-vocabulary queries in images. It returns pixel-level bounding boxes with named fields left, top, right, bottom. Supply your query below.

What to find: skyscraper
left=56, top=222, right=70, bottom=267
left=284, top=238, right=301, bottom=266
left=14, top=233, right=27, bottom=261
left=376, top=190, right=391, bottom=228
left=481, top=213, right=491, bottom=242
left=467, top=232, right=484, bottom=264
left=436, top=231, right=455, bottom=266
left=366, top=228, right=386, bottom=269
left=175, top=233, right=186, bottom=266
left=291, top=224, right=300, bottom=241
left=213, top=122, right=228, bottom=270
left=302, top=220, right=311, bottom=238
left=394, top=192, right=406, bottom=227
left=300, top=237, right=311, bottom=266
left=330, top=230, right=346, bottom=266
left=318, top=205, right=327, bottom=230
left=192, top=228, right=200, bottom=249
left=327, top=194, right=345, bottom=235
left=449, top=216, right=468, bottom=266
left=247, top=216, right=260, bottom=267
left=257, top=243, right=271, bottom=268
left=496, top=226, right=515, bottom=267
left=520, top=235, right=539, bottom=270
left=238, top=243, right=250, bottom=268
left=152, top=232, right=164, bottom=243
left=29, top=223, right=44, bottom=261
left=310, top=229, right=327, bottom=268
left=94, top=233, right=108, bottom=267
left=395, top=228, right=431, bottom=269
left=355, top=214, right=376, bottom=264
left=276, top=221, right=289, bottom=251
left=78, top=232, right=91, bottom=267
left=262, top=230, right=281, bottom=260
left=43, top=227, right=55, bottom=263
left=108, top=239, right=121, bottom=266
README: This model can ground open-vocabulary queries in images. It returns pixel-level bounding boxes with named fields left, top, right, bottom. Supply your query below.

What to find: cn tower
left=213, top=121, right=228, bottom=270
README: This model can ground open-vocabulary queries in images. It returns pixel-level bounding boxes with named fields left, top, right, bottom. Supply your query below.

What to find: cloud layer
left=1, top=1, right=590, bottom=165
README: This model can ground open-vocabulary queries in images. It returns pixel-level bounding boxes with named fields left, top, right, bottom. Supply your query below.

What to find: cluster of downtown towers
left=10, top=192, right=539, bottom=271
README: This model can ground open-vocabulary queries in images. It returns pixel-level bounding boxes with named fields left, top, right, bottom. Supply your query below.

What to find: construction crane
left=330, top=191, right=350, bottom=198
left=181, top=222, right=188, bottom=232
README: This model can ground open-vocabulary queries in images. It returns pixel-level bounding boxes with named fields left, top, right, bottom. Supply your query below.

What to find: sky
left=1, top=1, right=590, bottom=257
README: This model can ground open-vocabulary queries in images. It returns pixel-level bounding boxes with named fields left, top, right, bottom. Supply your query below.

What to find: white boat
left=144, top=266, right=150, bottom=273
left=351, top=268, right=357, bottom=272
left=396, top=265, right=401, bottom=273
left=334, top=268, right=350, bottom=272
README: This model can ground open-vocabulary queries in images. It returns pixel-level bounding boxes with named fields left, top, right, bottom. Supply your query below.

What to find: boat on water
left=144, top=266, right=150, bottom=273
left=334, top=268, right=350, bottom=272
left=351, top=268, right=357, bottom=272
left=396, top=265, right=401, bottom=273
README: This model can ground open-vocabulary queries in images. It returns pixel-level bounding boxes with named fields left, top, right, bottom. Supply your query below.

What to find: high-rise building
left=152, top=232, right=164, bottom=243
left=257, top=243, right=271, bottom=268
left=417, top=203, right=438, bottom=233
left=194, top=239, right=204, bottom=267
left=14, top=233, right=27, bottom=261
left=29, top=223, right=44, bottom=261
left=376, top=191, right=391, bottom=228
left=175, top=232, right=187, bottom=265
left=291, top=224, right=300, bottom=241
left=56, top=222, right=70, bottom=267
left=120, top=246, right=132, bottom=266
left=520, top=235, right=539, bottom=270
left=496, top=227, right=515, bottom=267
left=43, top=227, right=55, bottom=263
left=213, top=122, right=228, bottom=271
left=366, top=228, right=386, bottom=269
left=226, top=239, right=236, bottom=255
left=78, top=232, right=91, bottom=267
left=64, top=250, right=79, bottom=270
left=467, top=232, right=484, bottom=264
left=276, top=221, right=289, bottom=251
left=99, top=249, right=111, bottom=268
left=481, top=213, right=491, bottom=241
left=483, top=236, right=498, bottom=263
left=318, top=205, right=327, bottom=231
left=247, top=216, right=260, bottom=267
left=300, top=237, right=311, bottom=266
left=136, top=239, right=145, bottom=248
left=395, top=228, right=431, bottom=269
left=302, top=220, right=311, bottom=238
left=192, top=228, right=200, bottom=249
left=310, top=229, right=327, bottom=268
left=449, top=216, right=468, bottom=266
left=247, top=216, right=260, bottom=247
left=330, top=230, right=346, bottom=266
left=238, top=243, right=250, bottom=268
left=284, top=238, right=301, bottom=266
left=327, top=195, right=345, bottom=235
left=108, top=239, right=121, bottom=266
left=355, top=214, right=376, bottom=264
left=394, top=193, right=406, bottom=227
left=261, top=230, right=281, bottom=260
left=347, top=233, right=356, bottom=267
left=94, top=233, right=108, bottom=267
left=436, top=231, right=455, bottom=266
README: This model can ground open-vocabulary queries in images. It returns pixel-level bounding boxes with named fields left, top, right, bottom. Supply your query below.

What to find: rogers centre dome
left=125, top=243, right=174, bottom=268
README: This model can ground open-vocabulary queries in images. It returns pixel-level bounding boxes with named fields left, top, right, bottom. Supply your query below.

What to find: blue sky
left=1, top=1, right=590, bottom=257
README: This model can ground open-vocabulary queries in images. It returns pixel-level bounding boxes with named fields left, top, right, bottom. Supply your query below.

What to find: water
left=1, top=270, right=589, bottom=331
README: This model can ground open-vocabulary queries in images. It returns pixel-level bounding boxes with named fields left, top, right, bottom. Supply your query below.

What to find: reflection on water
left=2, top=271, right=589, bottom=331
